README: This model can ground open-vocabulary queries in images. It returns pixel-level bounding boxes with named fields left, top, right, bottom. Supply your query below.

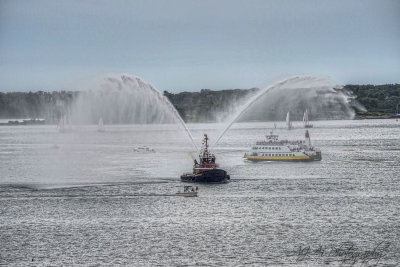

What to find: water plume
left=213, top=75, right=364, bottom=145
left=71, top=73, right=197, bottom=150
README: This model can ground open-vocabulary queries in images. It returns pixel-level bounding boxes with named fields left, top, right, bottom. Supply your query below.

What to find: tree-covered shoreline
left=0, top=84, right=399, bottom=124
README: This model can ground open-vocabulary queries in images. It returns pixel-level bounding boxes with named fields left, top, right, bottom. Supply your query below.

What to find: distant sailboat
left=58, top=113, right=72, bottom=133
left=57, top=116, right=65, bottom=132
left=303, top=109, right=313, bottom=128
left=97, top=117, right=105, bottom=132
left=286, top=111, right=293, bottom=130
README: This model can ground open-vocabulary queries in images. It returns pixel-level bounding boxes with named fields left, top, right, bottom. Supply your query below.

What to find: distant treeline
left=0, top=84, right=399, bottom=123
left=344, top=84, right=400, bottom=115
left=0, top=91, right=78, bottom=123
left=163, top=88, right=259, bottom=122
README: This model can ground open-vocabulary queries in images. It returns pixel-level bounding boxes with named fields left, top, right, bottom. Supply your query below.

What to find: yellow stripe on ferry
left=245, top=155, right=310, bottom=160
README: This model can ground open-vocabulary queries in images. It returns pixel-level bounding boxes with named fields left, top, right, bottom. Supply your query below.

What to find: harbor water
left=1, top=119, right=399, bottom=265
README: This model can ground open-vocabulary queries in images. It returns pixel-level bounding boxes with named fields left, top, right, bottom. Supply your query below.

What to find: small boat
left=133, top=146, right=156, bottom=153
left=286, top=111, right=293, bottom=130
left=181, top=134, right=230, bottom=183
left=244, top=130, right=321, bottom=162
left=303, top=109, right=313, bottom=128
left=175, top=186, right=198, bottom=197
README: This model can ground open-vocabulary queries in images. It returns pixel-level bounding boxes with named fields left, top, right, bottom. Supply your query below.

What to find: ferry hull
left=181, top=169, right=230, bottom=183
left=244, top=153, right=321, bottom=162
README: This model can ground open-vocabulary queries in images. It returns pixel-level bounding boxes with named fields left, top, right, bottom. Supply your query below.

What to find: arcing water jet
left=213, top=75, right=363, bottom=145
left=71, top=73, right=197, bottom=150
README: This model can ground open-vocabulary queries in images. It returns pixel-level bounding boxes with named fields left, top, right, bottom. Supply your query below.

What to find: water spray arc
left=72, top=74, right=198, bottom=150
left=212, top=75, right=360, bottom=146
left=119, top=75, right=198, bottom=151
left=213, top=75, right=304, bottom=145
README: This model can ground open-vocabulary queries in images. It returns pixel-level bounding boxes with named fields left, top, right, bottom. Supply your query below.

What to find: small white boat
left=133, top=146, right=156, bottom=153
left=176, top=186, right=198, bottom=197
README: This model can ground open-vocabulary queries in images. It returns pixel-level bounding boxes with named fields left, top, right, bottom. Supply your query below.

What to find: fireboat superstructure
left=244, top=130, right=321, bottom=162
left=181, top=134, right=230, bottom=183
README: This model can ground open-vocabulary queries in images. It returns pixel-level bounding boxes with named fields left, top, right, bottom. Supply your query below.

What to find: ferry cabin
left=244, top=143, right=312, bottom=161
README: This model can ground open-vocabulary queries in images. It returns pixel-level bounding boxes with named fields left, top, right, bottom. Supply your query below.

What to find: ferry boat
left=181, top=134, right=230, bottom=183
left=244, top=130, right=321, bottom=162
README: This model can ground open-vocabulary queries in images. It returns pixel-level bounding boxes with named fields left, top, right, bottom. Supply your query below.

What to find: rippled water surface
left=1, top=120, right=400, bottom=266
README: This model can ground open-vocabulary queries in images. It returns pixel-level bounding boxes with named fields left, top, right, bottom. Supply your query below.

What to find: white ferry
left=244, top=130, right=321, bottom=162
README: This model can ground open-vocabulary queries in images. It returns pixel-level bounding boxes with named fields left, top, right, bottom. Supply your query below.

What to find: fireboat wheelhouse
left=181, top=134, right=230, bottom=183
left=244, top=130, right=321, bottom=162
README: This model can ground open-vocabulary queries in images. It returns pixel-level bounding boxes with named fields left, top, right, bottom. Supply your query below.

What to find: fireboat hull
left=181, top=169, right=230, bottom=183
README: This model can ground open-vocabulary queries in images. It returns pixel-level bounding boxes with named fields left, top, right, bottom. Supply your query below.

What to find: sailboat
left=303, top=109, right=313, bottom=128
left=286, top=111, right=293, bottom=130
left=57, top=116, right=65, bottom=132
left=58, top=111, right=73, bottom=133
left=58, top=115, right=72, bottom=133
left=97, top=117, right=105, bottom=132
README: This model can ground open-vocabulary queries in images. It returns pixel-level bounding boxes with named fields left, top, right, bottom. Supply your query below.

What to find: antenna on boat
left=204, top=133, right=208, bottom=148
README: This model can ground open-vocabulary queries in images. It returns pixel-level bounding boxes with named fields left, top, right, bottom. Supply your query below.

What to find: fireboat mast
left=181, top=133, right=230, bottom=183
left=202, top=134, right=209, bottom=156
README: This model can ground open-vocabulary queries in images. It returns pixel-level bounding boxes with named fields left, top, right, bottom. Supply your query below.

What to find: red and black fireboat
left=181, top=134, right=230, bottom=183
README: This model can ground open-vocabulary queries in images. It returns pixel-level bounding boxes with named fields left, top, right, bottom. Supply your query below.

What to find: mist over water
left=72, top=74, right=179, bottom=124
left=71, top=74, right=197, bottom=149
left=214, top=75, right=364, bottom=145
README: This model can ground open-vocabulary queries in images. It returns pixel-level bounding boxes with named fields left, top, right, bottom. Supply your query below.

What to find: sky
left=0, top=0, right=399, bottom=92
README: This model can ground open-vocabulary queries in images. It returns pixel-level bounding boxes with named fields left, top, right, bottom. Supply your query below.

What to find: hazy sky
left=0, top=0, right=399, bottom=92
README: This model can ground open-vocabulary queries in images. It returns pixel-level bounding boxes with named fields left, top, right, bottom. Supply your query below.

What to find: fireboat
left=181, top=134, right=230, bottom=183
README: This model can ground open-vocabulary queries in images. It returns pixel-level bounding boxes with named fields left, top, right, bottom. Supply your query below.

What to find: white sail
left=286, top=111, right=292, bottom=129
left=58, top=113, right=73, bottom=132
left=303, top=109, right=313, bottom=128
left=58, top=116, right=65, bottom=132
left=303, top=109, right=308, bottom=126
left=286, top=112, right=290, bottom=125
left=97, top=117, right=105, bottom=132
